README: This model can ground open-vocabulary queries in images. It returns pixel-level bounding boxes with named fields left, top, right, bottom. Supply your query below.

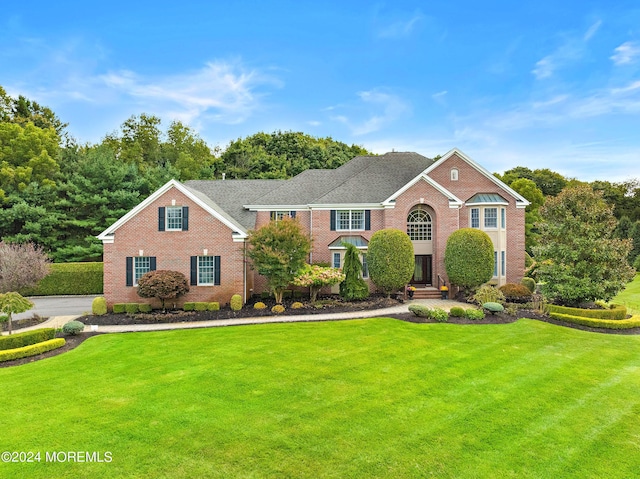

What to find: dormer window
left=451, top=168, right=459, bottom=181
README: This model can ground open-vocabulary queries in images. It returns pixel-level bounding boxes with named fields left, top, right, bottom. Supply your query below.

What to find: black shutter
left=182, top=206, right=189, bottom=231
left=270, top=211, right=276, bottom=221
left=150, top=257, right=157, bottom=271
left=214, top=256, right=221, bottom=285
left=330, top=210, right=336, bottom=231
left=290, top=211, right=296, bottom=219
left=190, top=256, right=198, bottom=285
left=158, top=207, right=165, bottom=231
left=126, top=257, right=133, bottom=286
left=365, top=210, right=371, bottom=230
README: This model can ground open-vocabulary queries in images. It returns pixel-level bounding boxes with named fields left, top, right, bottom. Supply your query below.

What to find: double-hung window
left=337, top=210, right=365, bottom=231
left=471, top=208, right=480, bottom=228
left=270, top=211, right=296, bottom=221
left=484, top=208, right=498, bottom=228
left=198, top=256, right=216, bottom=285
left=135, top=257, right=151, bottom=285
left=333, top=252, right=341, bottom=269
left=361, top=253, right=369, bottom=278
left=166, top=206, right=183, bottom=230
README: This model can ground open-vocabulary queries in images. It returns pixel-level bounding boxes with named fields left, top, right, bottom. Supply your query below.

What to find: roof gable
left=383, top=173, right=463, bottom=207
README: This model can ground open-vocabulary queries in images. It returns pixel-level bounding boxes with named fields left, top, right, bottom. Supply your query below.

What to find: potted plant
left=406, top=285, right=416, bottom=299
left=440, top=285, right=449, bottom=300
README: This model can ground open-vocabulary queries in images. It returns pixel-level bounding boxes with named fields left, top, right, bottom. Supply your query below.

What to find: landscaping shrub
left=92, top=297, right=107, bottom=315
left=464, top=308, right=485, bottom=320
left=183, top=302, right=195, bottom=311
left=230, top=294, right=243, bottom=311
left=0, top=338, right=66, bottom=362
left=339, top=243, right=369, bottom=301
left=430, top=308, right=449, bottom=322
left=0, top=328, right=55, bottom=351
left=21, top=262, right=103, bottom=296
left=125, top=303, right=139, bottom=314
left=499, top=283, right=533, bottom=302
left=271, top=304, right=285, bottom=314
left=194, top=302, right=208, bottom=311
left=408, top=304, right=431, bottom=318
left=548, top=304, right=627, bottom=320
left=138, top=303, right=153, bottom=313
left=291, top=302, right=304, bottom=309
left=260, top=291, right=271, bottom=300
left=471, top=285, right=505, bottom=306
left=294, top=264, right=345, bottom=302
left=550, top=312, right=640, bottom=330
left=62, top=320, right=85, bottom=335
left=208, top=302, right=220, bottom=311
left=483, top=302, right=505, bottom=314
left=253, top=302, right=267, bottom=310
left=112, top=303, right=126, bottom=314
left=449, top=306, right=466, bottom=318
left=521, top=277, right=536, bottom=294
left=137, top=270, right=189, bottom=310
left=634, top=255, right=640, bottom=271
left=444, top=228, right=494, bottom=293
left=368, top=228, right=414, bottom=297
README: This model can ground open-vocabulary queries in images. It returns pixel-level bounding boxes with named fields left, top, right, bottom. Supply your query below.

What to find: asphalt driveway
left=13, top=295, right=99, bottom=321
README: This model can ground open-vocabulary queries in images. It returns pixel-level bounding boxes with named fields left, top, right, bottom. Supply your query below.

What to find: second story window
left=337, top=210, right=364, bottom=231
left=166, top=207, right=183, bottom=230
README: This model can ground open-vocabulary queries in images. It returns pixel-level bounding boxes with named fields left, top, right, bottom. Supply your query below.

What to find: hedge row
left=549, top=312, right=640, bottom=330
left=0, top=328, right=56, bottom=351
left=22, top=263, right=103, bottom=296
left=184, top=302, right=220, bottom=311
left=548, top=304, right=627, bottom=320
left=0, top=338, right=66, bottom=362
left=113, top=303, right=153, bottom=314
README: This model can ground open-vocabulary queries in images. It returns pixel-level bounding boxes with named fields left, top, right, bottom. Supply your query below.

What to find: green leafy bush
left=430, top=308, right=449, bottom=322
left=183, top=302, right=195, bottom=311
left=444, top=229, right=494, bottom=293
left=550, top=312, right=640, bottom=330
left=0, top=338, right=66, bottom=362
left=449, top=306, right=466, bottom=317
left=271, top=304, right=285, bottom=314
left=0, top=328, right=56, bottom=351
left=194, top=302, right=208, bottom=311
left=521, top=277, right=536, bottom=294
left=230, top=294, right=243, bottom=311
left=208, top=302, right=220, bottom=311
left=253, top=302, right=267, bottom=310
left=339, top=243, right=369, bottom=301
left=62, top=320, right=85, bottom=335
left=112, top=303, right=126, bottom=314
left=260, top=291, right=271, bottom=300
left=125, top=303, right=139, bottom=314
left=499, top=283, right=533, bottom=302
left=464, top=308, right=485, bottom=320
left=548, top=304, right=627, bottom=320
left=291, top=302, right=304, bottom=309
left=138, top=303, right=152, bottom=313
left=137, top=270, right=189, bottom=310
left=471, top=285, right=505, bottom=306
left=483, top=302, right=505, bottom=314
left=92, top=297, right=107, bottom=315
left=367, top=229, right=414, bottom=297
left=408, top=304, right=431, bottom=318
left=21, top=262, right=103, bottom=296
left=634, top=255, right=640, bottom=271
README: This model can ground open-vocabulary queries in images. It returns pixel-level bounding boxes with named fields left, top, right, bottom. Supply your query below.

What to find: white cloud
left=610, top=41, right=640, bottom=65
left=330, top=89, right=410, bottom=136
left=532, top=57, right=554, bottom=79
left=583, top=20, right=602, bottom=41
left=432, top=90, right=448, bottom=105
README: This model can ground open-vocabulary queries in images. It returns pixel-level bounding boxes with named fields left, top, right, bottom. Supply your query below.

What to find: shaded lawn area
left=2, top=318, right=640, bottom=478
left=614, top=273, right=640, bottom=315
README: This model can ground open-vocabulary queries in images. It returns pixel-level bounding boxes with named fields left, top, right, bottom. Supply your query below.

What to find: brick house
left=98, top=148, right=529, bottom=307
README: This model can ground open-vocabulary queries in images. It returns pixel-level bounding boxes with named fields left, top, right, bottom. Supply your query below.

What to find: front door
left=412, top=255, right=432, bottom=285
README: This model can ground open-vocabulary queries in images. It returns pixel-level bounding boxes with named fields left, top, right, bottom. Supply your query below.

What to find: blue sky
left=2, top=1, right=640, bottom=181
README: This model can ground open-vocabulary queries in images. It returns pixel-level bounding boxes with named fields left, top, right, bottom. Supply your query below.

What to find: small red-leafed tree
left=137, top=270, right=189, bottom=310
left=0, top=241, right=50, bottom=294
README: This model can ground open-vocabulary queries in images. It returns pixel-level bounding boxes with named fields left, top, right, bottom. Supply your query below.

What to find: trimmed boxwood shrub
left=271, top=304, right=285, bottom=314
left=183, top=302, right=195, bottom=311
left=230, top=294, right=243, bottom=311
left=521, top=277, right=536, bottom=294
left=21, top=262, right=103, bottom=296
left=194, top=302, right=208, bottom=311
left=0, top=338, right=66, bottom=362
left=444, top=229, right=494, bottom=293
left=499, top=283, right=533, bottom=302
left=138, top=303, right=153, bottom=313
left=464, top=308, right=486, bottom=320
left=449, top=306, right=466, bottom=317
left=125, top=303, right=139, bottom=314
left=548, top=304, right=627, bottom=320
left=92, top=297, right=107, bottom=315
left=112, top=303, right=126, bottom=314
left=550, top=312, right=640, bottom=330
left=208, top=302, right=220, bottom=311
left=0, top=328, right=56, bottom=351
left=367, top=228, right=415, bottom=297
left=483, top=302, right=505, bottom=314
left=430, top=308, right=449, bottom=322
left=408, top=304, right=431, bottom=318
left=291, top=302, right=304, bottom=309
left=253, top=302, right=267, bottom=310
left=62, top=320, right=85, bottom=335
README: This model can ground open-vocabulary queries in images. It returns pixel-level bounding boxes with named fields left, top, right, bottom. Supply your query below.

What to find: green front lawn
left=2, top=319, right=640, bottom=478
left=613, top=273, right=640, bottom=314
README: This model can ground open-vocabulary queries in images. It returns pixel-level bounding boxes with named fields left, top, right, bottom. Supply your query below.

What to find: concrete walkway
left=6, top=298, right=469, bottom=335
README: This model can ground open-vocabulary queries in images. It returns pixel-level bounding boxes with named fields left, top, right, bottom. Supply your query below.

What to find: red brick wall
left=103, top=187, right=247, bottom=308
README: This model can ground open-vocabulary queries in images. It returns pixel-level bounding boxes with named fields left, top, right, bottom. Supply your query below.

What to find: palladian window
left=407, top=208, right=432, bottom=241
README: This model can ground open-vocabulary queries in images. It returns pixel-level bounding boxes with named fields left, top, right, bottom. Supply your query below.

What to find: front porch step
left=411, top=287, right=442, bottom=299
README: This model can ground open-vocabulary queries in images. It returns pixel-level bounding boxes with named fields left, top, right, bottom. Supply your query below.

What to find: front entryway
left=412, top=255, right=432, bottom=285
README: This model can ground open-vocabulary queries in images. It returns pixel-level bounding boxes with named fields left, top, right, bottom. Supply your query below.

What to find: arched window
left=407, top=208, right=432, bottom=241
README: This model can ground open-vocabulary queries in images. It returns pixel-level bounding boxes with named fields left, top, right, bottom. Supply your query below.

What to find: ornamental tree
left=444, top=228, right=494, bottom=294
left=339, top=242, right=369, bottom=301
left=367, top=228, right=414, bottom=297
left=247, top=217, right=311, bottom=303
left=533, top=185, right=635, bottom=306
left=137, top=270, right=189, bottom=310
left=293, top=264, right=345, bottom=302
left=0, top=241, right=50, bottom=293
left=0, top=292, right=34, bottom=334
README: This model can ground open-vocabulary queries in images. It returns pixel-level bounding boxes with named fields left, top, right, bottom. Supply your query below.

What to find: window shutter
left=290, top=211, right=296, bottom=219
left=182, top=206, right=189, bottom=231
left=190, top=256, right=198, bottom=286
left=126, top=257, right=133, bottom=287
left=270, top=211, right=276, bottom=221
left=149, top=257, right=157, bottom=271
left=330, top=210, right=336, bottom=231
left=214, top=256, right=221, bottom=285
left=365, top=210, right=371, bottom=230
left=158, top=207, right=165, bottom=231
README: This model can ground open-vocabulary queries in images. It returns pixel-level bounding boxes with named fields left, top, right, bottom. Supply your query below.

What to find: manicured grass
left=2, top=319, right=640, bottom=478
left=614, top=273, right=640, bottom=314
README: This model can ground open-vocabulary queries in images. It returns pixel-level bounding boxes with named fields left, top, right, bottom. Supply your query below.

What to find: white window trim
left=451, top=168, right=459, bottom=181
left=198, top=256, right=215, bottom=286
left=484, top=207, right=498, bottom=229
left=134, top=257, right=151, bottom=286
left=336, top=209, right=365, bottom=231
left=166, top=206, right=183, bottom=231
left=333, top=252, right=342, bottom=269
left=471, top=208, right=480, bottom=228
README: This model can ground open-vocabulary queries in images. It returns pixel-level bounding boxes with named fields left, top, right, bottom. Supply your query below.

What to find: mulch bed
left=1, top=315, right=49, bottom=332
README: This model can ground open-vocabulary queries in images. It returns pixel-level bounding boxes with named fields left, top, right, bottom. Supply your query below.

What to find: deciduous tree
left=0, top=292, right=34, bottom=334
left=0, top=241, right=50, bottom=294
left=137, top=270, right=189, bottom=310
left=293, top=264, right=345, bottom=302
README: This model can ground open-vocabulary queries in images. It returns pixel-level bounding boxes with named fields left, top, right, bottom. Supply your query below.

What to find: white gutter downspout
left=243, top=241, right=247, bottom=304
